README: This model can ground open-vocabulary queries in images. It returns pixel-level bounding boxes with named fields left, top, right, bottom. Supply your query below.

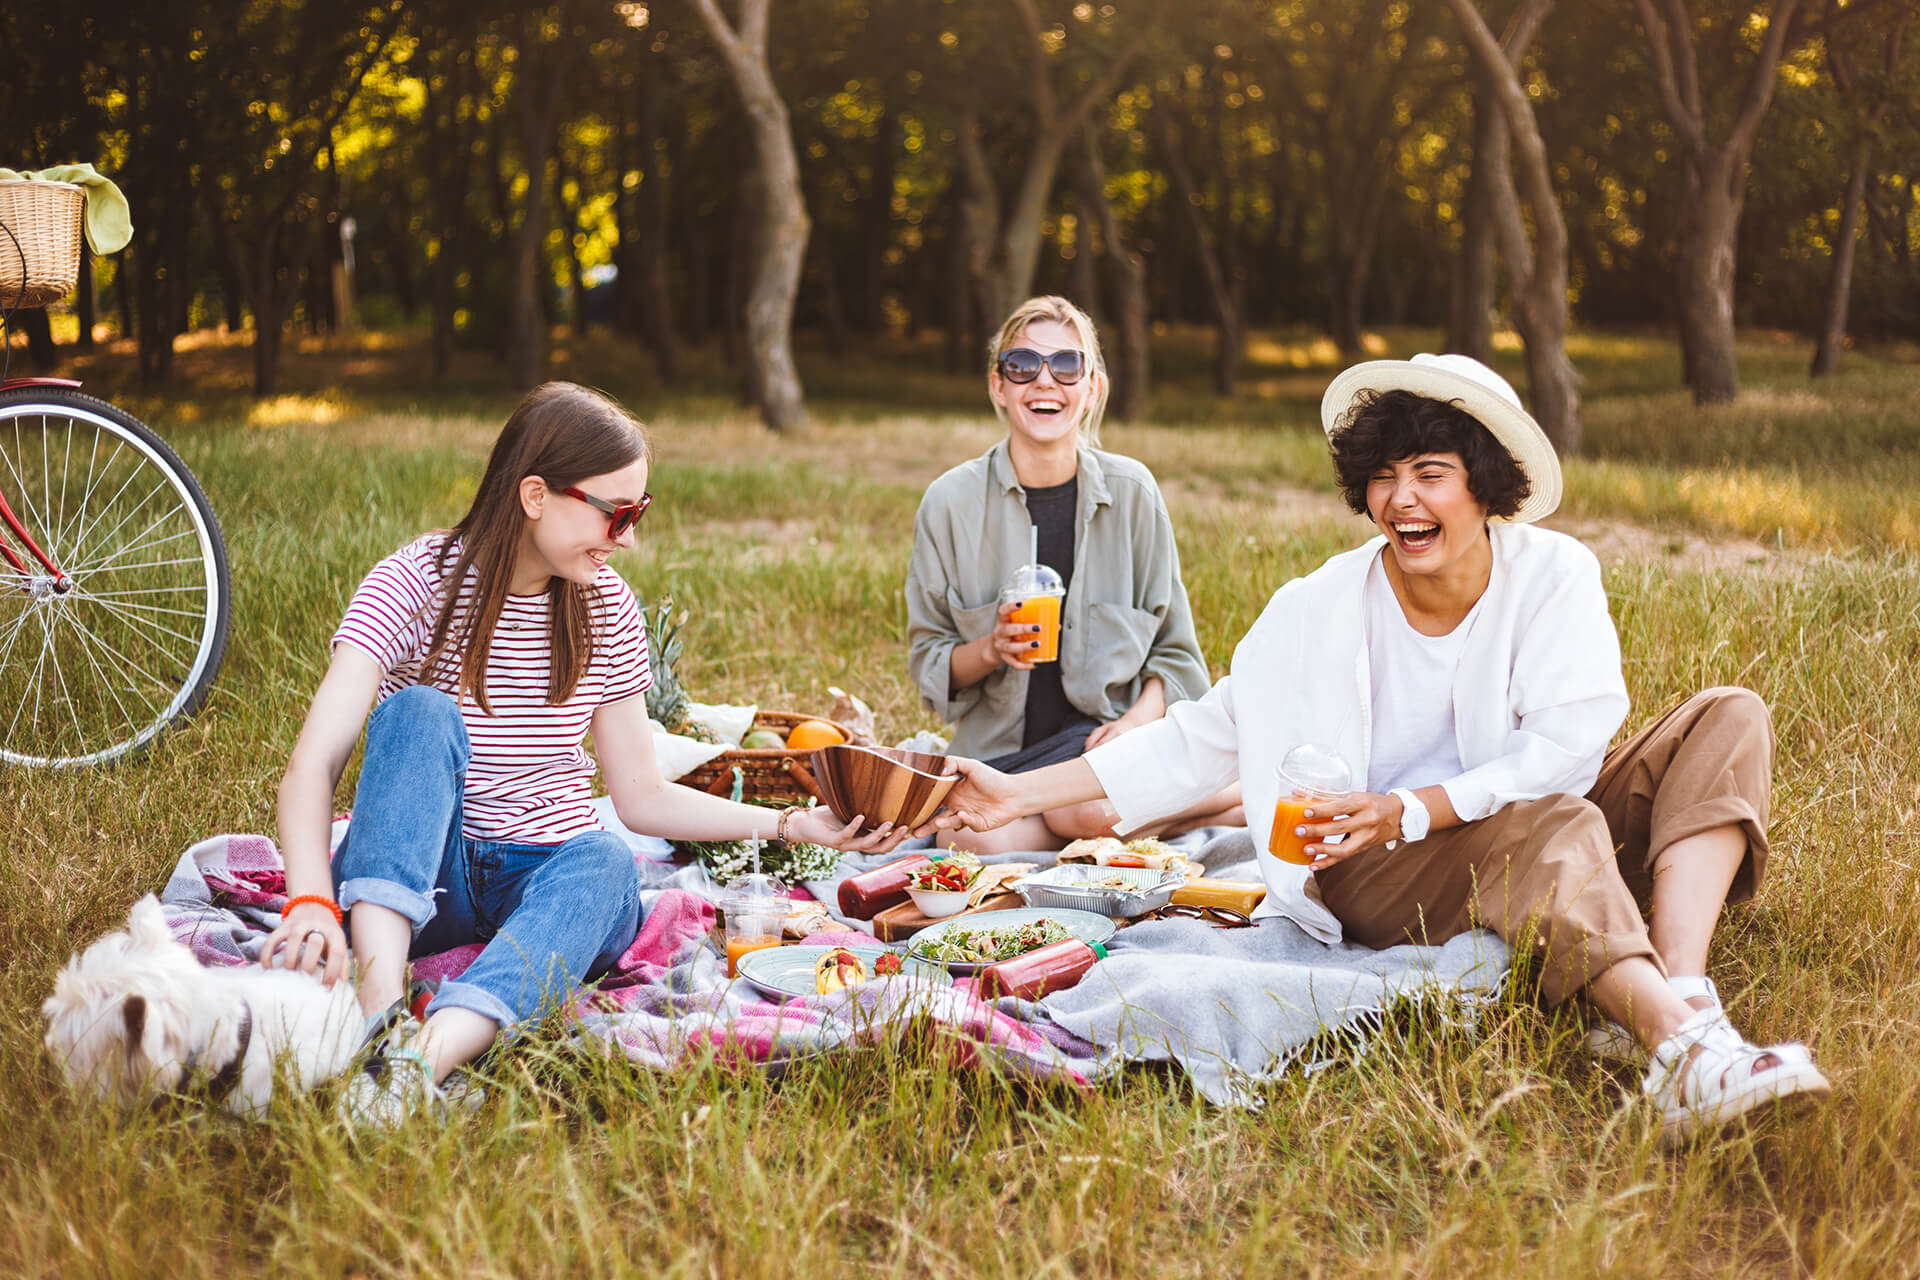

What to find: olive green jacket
left=906, top=441, right=1213, bottom=760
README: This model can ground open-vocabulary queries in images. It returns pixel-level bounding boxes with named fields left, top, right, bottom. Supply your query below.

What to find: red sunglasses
left=558, top=485, right=652, bottom=538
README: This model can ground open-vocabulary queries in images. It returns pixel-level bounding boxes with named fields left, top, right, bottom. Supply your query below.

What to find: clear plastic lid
left=1004, top=562, right=1065, bottom=596
left=721, top=871, right=789, bottom=913
left=1278, top=743, right=1352, bottom=796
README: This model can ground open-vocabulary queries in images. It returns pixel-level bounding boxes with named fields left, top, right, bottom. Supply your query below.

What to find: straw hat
left=1319, top=352, right=1562, bottom=524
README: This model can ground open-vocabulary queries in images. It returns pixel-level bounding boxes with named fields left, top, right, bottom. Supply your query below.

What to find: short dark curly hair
left=1328, top=389, right=1531, bottom=520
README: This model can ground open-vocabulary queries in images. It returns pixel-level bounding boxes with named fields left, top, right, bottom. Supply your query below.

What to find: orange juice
left=726, top=934, right=782, bottom=977
left=1006, top=591, right=1062, bottom=663
left=1267, top=793, right=1319, bottom=865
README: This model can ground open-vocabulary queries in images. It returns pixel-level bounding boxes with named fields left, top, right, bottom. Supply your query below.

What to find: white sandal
left=1586, top=975, right=1725, bottom=1064
left=1642, top=1007, right=1831, bottom=1147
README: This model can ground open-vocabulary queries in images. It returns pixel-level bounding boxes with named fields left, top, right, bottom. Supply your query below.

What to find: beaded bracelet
left=284, top=894, right=344, bottom=925
left=775, top=805, right=801, bottom=844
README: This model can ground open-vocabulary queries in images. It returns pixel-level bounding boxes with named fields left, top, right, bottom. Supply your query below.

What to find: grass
left=4, top=324, right=1920, bottom=1275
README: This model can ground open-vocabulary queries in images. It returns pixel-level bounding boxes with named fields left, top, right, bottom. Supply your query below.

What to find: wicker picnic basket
left=675, top=709, right=852, bottom=804
left=0, top=180, right=85, bottom=310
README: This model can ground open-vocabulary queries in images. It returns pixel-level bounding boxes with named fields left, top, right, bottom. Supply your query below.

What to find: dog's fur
left=43, top=895, right=365, bottom=1118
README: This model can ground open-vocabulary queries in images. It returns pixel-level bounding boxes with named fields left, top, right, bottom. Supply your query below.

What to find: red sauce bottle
left=836, top=853, right=933, bottom=919
left=973, top=939, right=1109, bottom=1001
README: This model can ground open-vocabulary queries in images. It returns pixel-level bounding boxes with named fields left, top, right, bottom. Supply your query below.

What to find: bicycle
left=1, top=176, right=231, bottom=767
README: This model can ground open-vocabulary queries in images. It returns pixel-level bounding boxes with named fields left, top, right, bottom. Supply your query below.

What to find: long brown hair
left=421, top=382, right=650, bottom=713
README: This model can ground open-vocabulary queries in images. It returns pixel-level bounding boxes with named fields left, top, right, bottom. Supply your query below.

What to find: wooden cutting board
left=870, top=891, right=1024, bottom=942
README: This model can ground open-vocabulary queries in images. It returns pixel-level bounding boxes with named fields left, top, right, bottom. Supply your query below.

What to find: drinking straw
left=1029, top=523, right=1038, bottom=569
left=750, top=830, right=761, bottom=877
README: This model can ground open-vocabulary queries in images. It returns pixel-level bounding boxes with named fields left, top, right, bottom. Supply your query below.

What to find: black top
left=1020, top=475, right=1078, bottom=748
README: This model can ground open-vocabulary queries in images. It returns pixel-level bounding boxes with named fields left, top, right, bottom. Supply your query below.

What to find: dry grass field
left=3, top=323, right=1917, bottom=1276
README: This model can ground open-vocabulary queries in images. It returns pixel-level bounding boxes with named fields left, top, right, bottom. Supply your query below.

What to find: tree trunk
left=1328, top=180, right=1388, bottom=361
left=1152, top=104, right=1239, bottom=396
left=1446, top=75, right=1500, bottom=362
left=19, top=310, right=56, bottom=370
left=1674, top=173, right=1743, bottom=404
left=1811, top=136, right=1872, bottom=377
left=853, top=109, right=895, bottom=331
left=75, top=243, right=94, bottom=350
left=552, top=162, right=588, bottom=336
left=1078, top=126, right=1148, bottom=420
left=692, top=0, right=809, bottom=431
left=635, top=63, right=679, bottom=379
left=1449, top=0, right=1579, bottom=451
left=954, top=112, right=1001, bottom=339
left=248, top=220, right=286, bottom=398
left=1630, top=0, right=1802, bottom=405
left=508, top=14, right=571, bottom=390
left=944, top=188, right=975, bottom=374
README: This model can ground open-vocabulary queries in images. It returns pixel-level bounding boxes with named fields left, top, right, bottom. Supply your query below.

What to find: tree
left=1076, top=124, right=1150, bottom=419
left=948, top=1, right=1149, bottom=333
left=1445, top=0, right=1581, bottom=451
left=1811, top=0, right=1915, bottom=376
left=691, top=0, right=809, bottom=432
left=1630, top=0, right=1803, bottom=404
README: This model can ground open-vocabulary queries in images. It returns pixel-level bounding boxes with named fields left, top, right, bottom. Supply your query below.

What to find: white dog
left=43, top=895, right=365, bottom=1118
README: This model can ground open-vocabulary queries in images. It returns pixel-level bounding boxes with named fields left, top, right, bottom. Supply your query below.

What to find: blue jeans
left=331, top=685, right=641, bottom=1028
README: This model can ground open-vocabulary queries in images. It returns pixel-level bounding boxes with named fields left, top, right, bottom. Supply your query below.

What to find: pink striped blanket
left=156, top=833, right=1095, bottom=1086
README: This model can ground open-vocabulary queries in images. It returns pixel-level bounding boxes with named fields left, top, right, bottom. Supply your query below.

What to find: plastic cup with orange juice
left=1267, top=744, right=1353, bottom=867
left=721, top=871, right=788, bottom=977
left=999, top=562, right=1065, bottom=664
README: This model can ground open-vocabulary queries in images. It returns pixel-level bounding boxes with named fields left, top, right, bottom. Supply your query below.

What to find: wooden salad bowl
left=809, top=744, right=960, bottom=836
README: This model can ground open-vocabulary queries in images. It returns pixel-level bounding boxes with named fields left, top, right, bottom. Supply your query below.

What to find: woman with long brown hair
left=259, top=382, right=900, bottom=1126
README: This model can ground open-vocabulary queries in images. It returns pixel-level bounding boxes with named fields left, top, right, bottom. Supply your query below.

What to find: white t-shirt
left=332, top=533, right=651, bottom=844
left=1363, top=559, right=1483, bottom=795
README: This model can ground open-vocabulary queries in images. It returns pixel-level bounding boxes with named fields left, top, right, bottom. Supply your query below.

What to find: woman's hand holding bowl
left=915, top=756, right=1023, bottom=836
left=786, top=805, right=912, bottom=855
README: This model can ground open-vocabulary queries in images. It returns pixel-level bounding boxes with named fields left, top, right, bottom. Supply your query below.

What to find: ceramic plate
left=734, top=943, right=952, bottom=1001
left=906, top=907, right=1117, bottom=974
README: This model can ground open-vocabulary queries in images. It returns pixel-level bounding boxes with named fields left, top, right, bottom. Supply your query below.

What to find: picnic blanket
left=155, top=826, right=1510, bottom=1107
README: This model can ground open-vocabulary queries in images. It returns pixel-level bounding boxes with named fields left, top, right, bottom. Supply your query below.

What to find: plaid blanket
left=155, top=828, right=1509, bottom=1106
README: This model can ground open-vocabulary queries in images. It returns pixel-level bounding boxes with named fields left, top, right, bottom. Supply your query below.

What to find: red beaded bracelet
left=283, top=894, right=343, bottom=925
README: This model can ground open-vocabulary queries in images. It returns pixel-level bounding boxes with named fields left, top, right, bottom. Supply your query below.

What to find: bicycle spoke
left=61, top=598, right=168, bottom=731
left=71, top=589, right=205, bottom=651
left=68, top=528, right=201, bottom=576
left=54, top=604, right=185, bottom=709
left=63, top=480, right=184, bottom=574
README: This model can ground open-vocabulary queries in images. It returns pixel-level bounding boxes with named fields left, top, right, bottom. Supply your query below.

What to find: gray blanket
left=811, top=826, right=1512, bottom=1105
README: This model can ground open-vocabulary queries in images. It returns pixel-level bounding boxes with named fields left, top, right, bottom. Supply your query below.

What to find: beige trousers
left=1313, top=687, right=1775, bottom=1005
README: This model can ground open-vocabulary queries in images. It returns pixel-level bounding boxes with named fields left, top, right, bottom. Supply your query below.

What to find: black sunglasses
left=997, top=347, right=1086, bottom=386
left=559, top=485, right=652, bottom=538
left=1143, top=903, right=1255, bottom=929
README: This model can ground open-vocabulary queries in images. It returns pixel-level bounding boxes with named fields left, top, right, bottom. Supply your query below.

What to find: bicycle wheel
left=0, top=388, right=231, bottom=767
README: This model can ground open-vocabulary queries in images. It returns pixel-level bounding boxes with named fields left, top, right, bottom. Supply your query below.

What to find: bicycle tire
left=0, top=387, right=231, bottom=767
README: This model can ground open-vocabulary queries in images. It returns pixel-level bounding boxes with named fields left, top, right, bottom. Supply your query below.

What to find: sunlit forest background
left=4, top=1, right=1917, bottom=438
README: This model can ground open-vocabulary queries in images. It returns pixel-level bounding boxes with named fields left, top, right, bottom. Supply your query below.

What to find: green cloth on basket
left=0, top=164, right=133, bottom=255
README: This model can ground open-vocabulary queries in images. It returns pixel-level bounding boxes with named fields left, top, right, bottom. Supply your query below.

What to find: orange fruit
left=786, top=719, right=848, bottom=750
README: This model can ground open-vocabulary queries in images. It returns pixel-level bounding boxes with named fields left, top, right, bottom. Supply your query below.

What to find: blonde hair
left=986, top=295, right=1110, bottom=448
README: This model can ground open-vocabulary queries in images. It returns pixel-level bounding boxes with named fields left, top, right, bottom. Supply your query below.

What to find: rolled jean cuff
left=336, top=875, right=437, bottom=931
left=425, top=979, right=520, bottom=1029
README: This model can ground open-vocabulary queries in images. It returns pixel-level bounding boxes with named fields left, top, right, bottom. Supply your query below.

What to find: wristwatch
left=1389, top=788, right=1430, bottom=843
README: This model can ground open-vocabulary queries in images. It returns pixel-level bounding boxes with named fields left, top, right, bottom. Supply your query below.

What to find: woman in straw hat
left=925, top=353, right=1828, bottom=1145
left=904, top=295, right=1239, bottom=853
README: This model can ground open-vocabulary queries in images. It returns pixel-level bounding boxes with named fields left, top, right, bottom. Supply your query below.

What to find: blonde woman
left=905, top=296, right=1240, bottom=853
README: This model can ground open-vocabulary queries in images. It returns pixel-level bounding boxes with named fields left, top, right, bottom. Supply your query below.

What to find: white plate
left=734, top=943, right=950, bottom=1001
left=906, top=907, right=1117, bottom=974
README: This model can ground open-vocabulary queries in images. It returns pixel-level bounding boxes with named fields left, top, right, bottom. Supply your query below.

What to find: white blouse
left=1085, top=522, right=1630, bottom=942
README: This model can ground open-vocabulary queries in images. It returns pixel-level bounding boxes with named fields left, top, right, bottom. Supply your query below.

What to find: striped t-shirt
left=332, top=534, right=651, bottom=844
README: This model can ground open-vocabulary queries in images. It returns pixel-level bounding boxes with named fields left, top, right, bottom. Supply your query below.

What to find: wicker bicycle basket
left=676, top=709, right=851, bottom=804
left=0, top=180, right=85, bottom=310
